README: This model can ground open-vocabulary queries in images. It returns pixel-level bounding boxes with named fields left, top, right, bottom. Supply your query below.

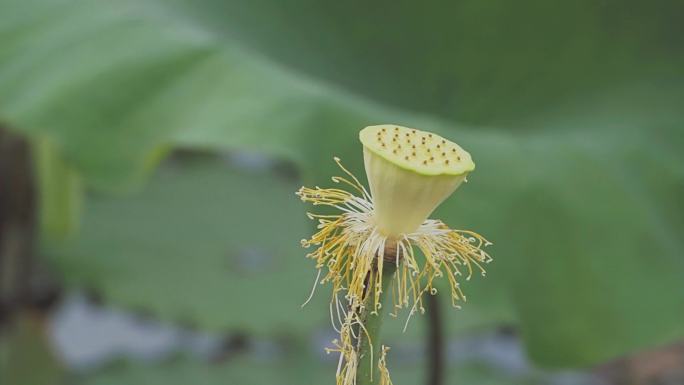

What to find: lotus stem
left=356, top=249, right=397, bottom=385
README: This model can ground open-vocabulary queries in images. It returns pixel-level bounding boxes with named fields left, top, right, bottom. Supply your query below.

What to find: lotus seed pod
left=359, top=124, right=475, bottom=237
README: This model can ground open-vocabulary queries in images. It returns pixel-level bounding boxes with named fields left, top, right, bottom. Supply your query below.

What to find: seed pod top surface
left=359, top=124, right=475, bottom=176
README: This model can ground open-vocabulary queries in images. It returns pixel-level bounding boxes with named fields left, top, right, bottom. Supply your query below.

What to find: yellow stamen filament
left=378, top=345, right=393, bottom=385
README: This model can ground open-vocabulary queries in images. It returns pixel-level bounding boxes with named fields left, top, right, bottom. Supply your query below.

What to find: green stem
left=32, top=136, right=82, bottom=242
left=356, top=261, right=396, bottom=385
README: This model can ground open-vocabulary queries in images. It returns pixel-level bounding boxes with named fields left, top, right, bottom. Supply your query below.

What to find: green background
left=1, top=0, right=683, bottom=384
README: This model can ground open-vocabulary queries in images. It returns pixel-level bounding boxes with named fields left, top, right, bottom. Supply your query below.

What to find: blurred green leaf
left=47, top=157, right=510, bottom=338
left=47, top=158, right=329, bottom=333
left=76, top=356, right=533, bottom=385
left=4, top=0, right=680, bottom=189
left=2, top=0, right=683, bottom=368
left=500, top=86, right=684, bottom=367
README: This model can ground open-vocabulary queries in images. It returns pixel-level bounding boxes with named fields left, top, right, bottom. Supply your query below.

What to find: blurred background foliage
left=1, top=0, right=683, bottom=384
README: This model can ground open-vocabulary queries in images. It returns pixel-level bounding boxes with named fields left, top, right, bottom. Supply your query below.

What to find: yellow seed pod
left=359, top=124, right=475, bottom=236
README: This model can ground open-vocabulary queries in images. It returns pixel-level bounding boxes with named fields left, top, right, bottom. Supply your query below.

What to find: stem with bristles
left=356, top=251, right=397, bottom=385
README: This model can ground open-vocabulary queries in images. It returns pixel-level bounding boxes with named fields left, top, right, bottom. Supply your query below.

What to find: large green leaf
left=47, top=158, right=328, bottom=333
left=2, top=0, right=683, bottom=368
left=502, top=86, right=684, bottom=367
left=48, top=156, right=512, bottom=338
left=3, top=0, right=681, bottom=188
left=160, top=0, right=682, bottom=125
left=76, top=356, right=534, bottom=385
